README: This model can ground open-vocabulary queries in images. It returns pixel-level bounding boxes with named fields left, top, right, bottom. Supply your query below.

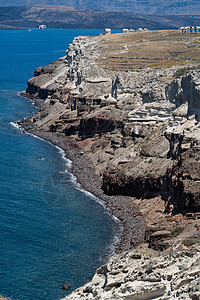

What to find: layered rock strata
left=22, top=30, right=200, bottom=252
left=21, top=29, right=200, bottom=300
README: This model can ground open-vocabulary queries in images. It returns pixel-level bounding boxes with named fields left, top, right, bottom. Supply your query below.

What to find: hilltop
left=1, top=0, right=200, bottom=15
left=1, top=5, right=200, bottom=29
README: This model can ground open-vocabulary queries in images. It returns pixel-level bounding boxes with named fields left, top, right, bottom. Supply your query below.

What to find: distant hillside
left=1, top=5, right=200, bottom=29
left=0, top=0, right=200, bottom=15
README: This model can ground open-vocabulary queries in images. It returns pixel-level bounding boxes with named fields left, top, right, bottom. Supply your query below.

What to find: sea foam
left=11, top=119, right=121, bottom=257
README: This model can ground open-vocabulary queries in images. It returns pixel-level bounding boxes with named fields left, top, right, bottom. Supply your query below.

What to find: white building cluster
left=100, top=28, right=150, bottom=36
left=180, top=26, right=200, bottom=34
left=136, top=28, right=149, bottom=32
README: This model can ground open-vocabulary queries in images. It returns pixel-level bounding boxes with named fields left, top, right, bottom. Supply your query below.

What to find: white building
left=137, top=28, right=149, bottom=32
left=39, top=25, right=47, bottom=29
left=122, top=29, right=129, bottom=33
left=103, top=28, right=111, bottom=35
left=179, top=26, right=200, bottom=34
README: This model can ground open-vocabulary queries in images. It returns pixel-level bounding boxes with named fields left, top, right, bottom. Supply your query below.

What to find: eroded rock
left=62, top=245, right=200, bottom=300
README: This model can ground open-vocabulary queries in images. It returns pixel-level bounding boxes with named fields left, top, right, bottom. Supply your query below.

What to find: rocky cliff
left=21, top=30, right=200, bottom=236
left=62, top=244, right=200, bottom=299
left=21, top=29, right=200, bottom=299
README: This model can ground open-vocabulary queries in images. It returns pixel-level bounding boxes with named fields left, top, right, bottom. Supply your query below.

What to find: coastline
left=18, top=119, right=145, bottom=253
left=18, top=30, right=200, bottom=254
left=8, top=29, right=200, bottom=299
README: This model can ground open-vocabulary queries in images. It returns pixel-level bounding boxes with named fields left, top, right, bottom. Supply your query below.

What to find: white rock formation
left=62, top=245, right=200, bottom=300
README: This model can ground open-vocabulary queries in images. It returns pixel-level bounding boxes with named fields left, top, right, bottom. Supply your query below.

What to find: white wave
left=69, top=171, right=122, bottom=226
left=69, top=172, right=104, bottom=203
left=10, top=121, right=20, bottom=129
left=10, top=121, right=25, bottom=133
left=108, top=231, right=122, bottom=257
left=1, top=90, right=25, bottom=97
left=10, top=123, right=122, bottom=254
left=19, top=91, right=42, bottom=110
left=23, top=131, right=72, bottom=170
left=55, top=145, right=72, bottom=168
left=28, top=135, right=104, bottom=209
left=68, top=170, right=122, bottom=257
left=28, top=132, right=46, bottom=141
left=30, top=132, right=123, bottom=255
left=10, top=124, right=120, bottom=219
left=17, top=90, right=25, bottom=96
left=27, top=133, right=73, bottom=171
left=18, top=92, right=37, bottom=107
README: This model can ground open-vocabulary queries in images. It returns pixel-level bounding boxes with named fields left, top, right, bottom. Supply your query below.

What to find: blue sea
left=0, top=29, right=120, bottom=300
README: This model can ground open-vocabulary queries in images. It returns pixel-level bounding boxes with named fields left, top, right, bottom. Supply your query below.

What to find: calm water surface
left=0, top=29, right=120, bottom=300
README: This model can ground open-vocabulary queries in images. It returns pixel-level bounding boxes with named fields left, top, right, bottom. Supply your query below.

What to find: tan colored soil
left=97, top=30, right=200, bottom=70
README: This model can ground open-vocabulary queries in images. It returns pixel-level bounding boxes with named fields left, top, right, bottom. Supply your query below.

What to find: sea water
left=0, top=29, right=120, bottom=300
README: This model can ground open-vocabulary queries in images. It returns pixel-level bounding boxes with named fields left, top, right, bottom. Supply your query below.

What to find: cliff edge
left=21, top=27, right=200, bottom=299
left=62, top=244, right=200, bottom=300
left=21, top=29, right=200, bottom=298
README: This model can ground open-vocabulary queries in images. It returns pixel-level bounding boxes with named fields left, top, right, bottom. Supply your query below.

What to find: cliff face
left=22, top=29, right=200, bottom=300
left=24, top=30, right=200, bottom=212
left=22, top=30, right=200, bottom=253
left=62, top=244, right=200, bottom=300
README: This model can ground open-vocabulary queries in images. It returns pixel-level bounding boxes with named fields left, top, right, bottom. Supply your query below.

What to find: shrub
left=93, top=290, right=98, bottom=297
left=171, top=226, right=184, bottom=237
left=174, top=68, right=188, bottom=78
left=183, top=238, right=200, bottom=247
left=116, top=169, right=125, bottom=178
left=174, top=66, right=199, bottom=78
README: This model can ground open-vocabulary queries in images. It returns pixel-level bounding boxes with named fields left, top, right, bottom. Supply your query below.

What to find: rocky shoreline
left=20, top=30, right=200, bottom=299
left=19, top=122, right=145, bottom=253
left=62, top=244, right=200, bottom=300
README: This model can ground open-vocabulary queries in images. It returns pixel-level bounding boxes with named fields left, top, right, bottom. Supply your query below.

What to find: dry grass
left=97, top=30, right=200, bottom=70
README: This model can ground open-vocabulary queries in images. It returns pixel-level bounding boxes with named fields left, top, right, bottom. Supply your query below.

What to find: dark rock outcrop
left=102, top=171, right=171, bottom=200
left=79, top=110, right=123, bottom=139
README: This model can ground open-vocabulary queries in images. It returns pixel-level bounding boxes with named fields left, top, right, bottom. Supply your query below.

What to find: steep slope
left=1, top=0, right=200, bottom=15
left=21, top=30, right=200, bottom=253
left=2, top=5, right=200, bottom=29
left=19, top=29, right=200, bottom=300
